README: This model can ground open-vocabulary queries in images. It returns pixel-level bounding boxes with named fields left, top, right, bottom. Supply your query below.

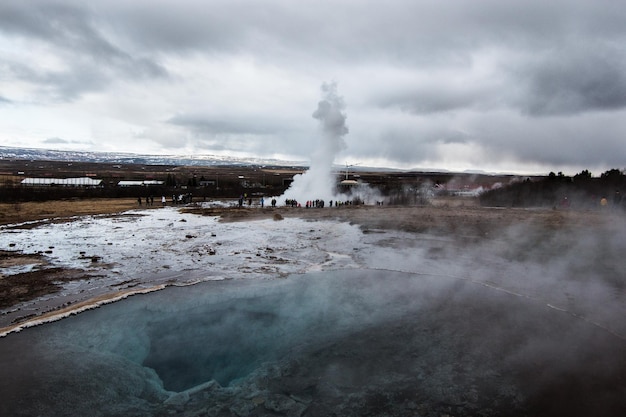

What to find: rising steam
left=280, top=82, right=349, bottom=203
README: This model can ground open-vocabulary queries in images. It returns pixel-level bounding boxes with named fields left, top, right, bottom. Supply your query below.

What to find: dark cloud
left=376, top=85, right=497, bottom=115
left=43, top=137, right=69, bottom=144
left=166, top=113, right=312, bottom=157
left=168, top=114, right=290, bottom=136
left=514, top=44, right=626, bottom=116
left=41, top=137, right=95, bottom=147
left=464, top=111, right=626, bottom=170
left=2, top=59, right=110, bottom=101
left=2, top=0, right=626, bottom=173
left=0, top=2, right=167, bottom=102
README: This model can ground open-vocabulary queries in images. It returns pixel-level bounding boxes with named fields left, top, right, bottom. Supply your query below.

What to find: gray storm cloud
left=2, top=0, right=626, bottom=173
left=517, top=46, right=626, bottom=116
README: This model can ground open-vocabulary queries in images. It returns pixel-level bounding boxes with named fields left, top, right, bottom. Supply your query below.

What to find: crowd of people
left=284, top=198, right=365, bottom=208
left=138, top=193, right=194, bottom=207
left=137, top=192, right=368, bottom=209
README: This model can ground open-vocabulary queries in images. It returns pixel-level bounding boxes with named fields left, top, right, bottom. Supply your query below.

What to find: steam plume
left=280, top=82, right=348, bottom=203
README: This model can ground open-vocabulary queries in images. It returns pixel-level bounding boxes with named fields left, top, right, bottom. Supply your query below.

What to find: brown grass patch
left=0, top=198, right=145, bottom=226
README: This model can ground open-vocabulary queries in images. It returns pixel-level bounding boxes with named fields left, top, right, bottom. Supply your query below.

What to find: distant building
left=21, top=177, right=103, bottom=187
left=117, top=180, right=165, bottom=187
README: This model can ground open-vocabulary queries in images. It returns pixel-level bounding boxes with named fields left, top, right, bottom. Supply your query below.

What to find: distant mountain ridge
left=0, top=146, right=308, bottom=168
left=0, top=146, right=522, bottom=176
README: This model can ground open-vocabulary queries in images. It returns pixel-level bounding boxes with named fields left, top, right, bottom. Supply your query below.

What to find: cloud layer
left=1, top=0, right=626, bottom=174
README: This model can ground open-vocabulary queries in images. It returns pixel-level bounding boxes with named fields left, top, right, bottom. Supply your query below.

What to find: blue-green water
left=1, top=269, right=624, bottom=417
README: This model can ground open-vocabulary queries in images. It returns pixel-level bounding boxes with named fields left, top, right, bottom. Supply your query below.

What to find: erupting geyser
left=279, top=82, right=349, bottom=203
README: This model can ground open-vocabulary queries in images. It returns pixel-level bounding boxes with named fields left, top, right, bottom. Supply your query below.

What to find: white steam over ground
left=278, top=82, right=384, bottom=205
left=0, top=205, right=625, bottom=416
left=280, top=82, right=349, bottom=203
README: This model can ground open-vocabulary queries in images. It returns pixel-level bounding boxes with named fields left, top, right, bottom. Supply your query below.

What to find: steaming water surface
left=1, top=269, right=624, bottom=417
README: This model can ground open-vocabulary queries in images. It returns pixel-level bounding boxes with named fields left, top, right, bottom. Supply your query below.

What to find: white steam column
left=280, top=82, right=348, bottom=203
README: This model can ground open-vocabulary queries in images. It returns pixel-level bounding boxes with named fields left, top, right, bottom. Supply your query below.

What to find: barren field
left=0, top=198, right=146, bottom=226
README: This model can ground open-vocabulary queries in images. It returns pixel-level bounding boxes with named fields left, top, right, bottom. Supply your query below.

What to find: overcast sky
left=1, top=0, right=626, bottom=175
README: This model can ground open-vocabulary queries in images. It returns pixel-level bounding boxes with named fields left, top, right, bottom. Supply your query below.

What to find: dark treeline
left=479, top=169, right=626, bottom=209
